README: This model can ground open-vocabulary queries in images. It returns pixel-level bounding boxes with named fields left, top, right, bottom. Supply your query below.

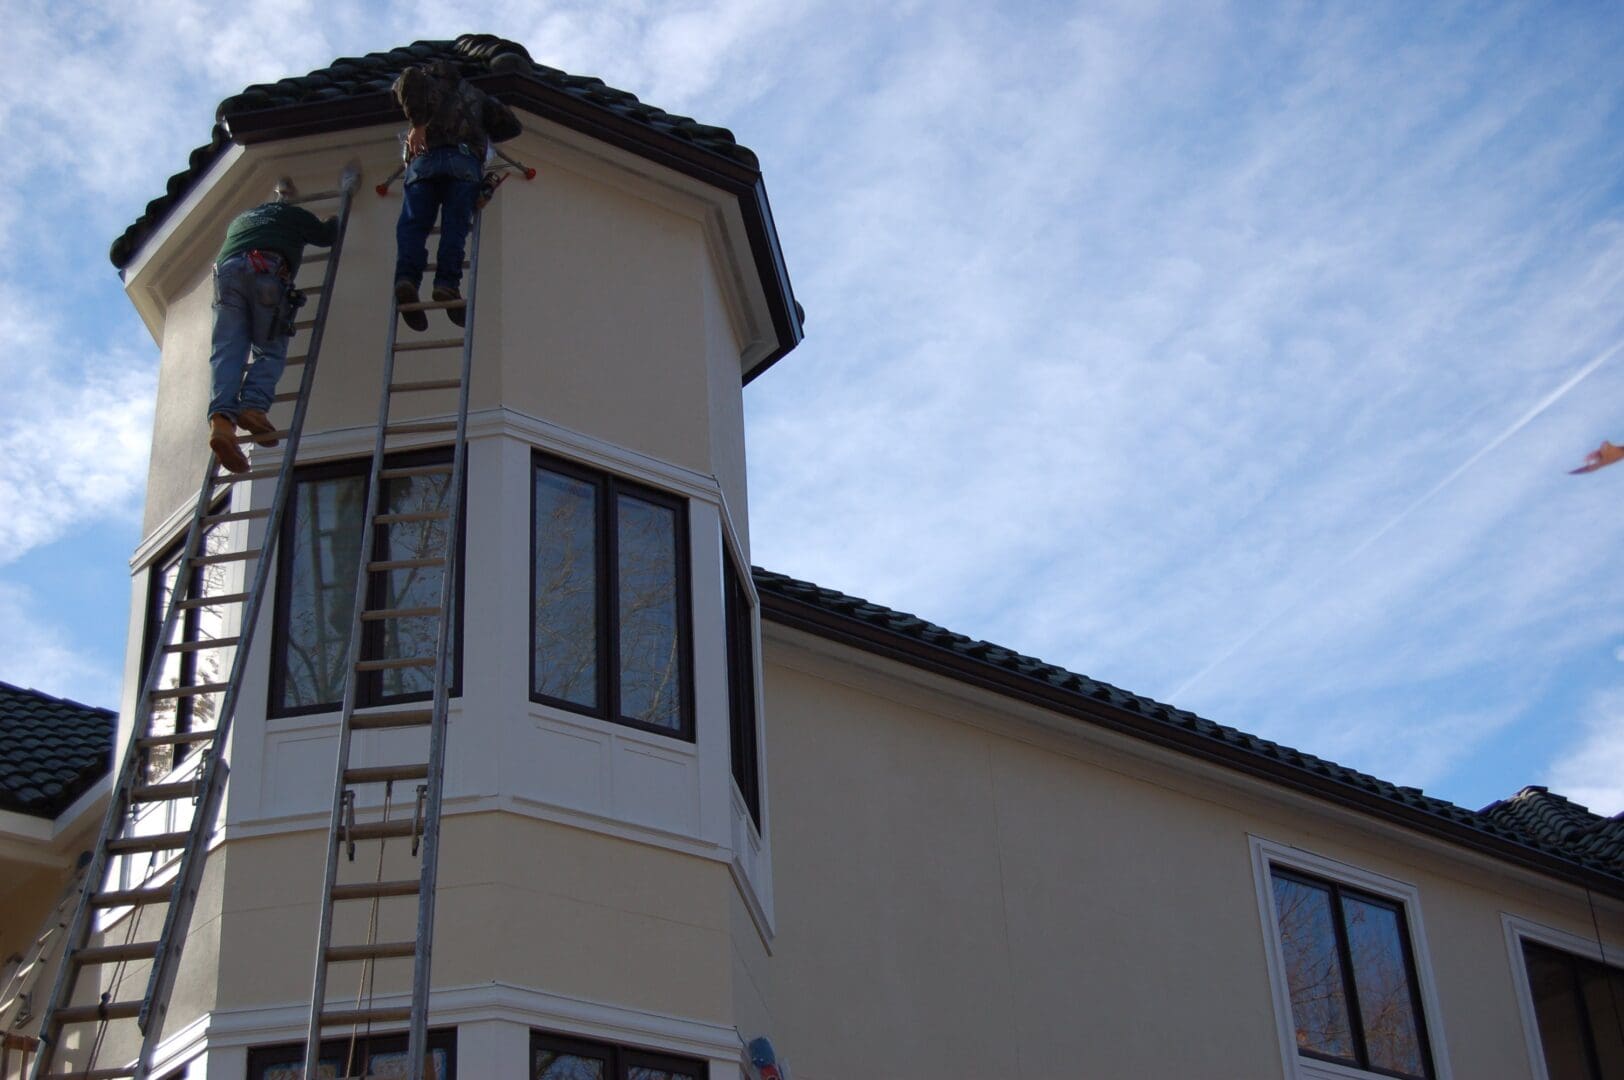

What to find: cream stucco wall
left=758, top=626, right=1624, bottom=1080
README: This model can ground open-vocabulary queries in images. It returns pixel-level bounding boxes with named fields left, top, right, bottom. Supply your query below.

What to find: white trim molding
left=1501, top=912, right=1623, bottom=1080
left=1248, top=835, right=1454, bottom=1080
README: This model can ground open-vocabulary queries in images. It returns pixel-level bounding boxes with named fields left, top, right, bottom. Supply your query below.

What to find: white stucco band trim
left=1501, top=911, right=1624, bottom=1080
left=149, top=980, right=748, bottom=1079
left=1248, top=835, right=1455, bottom=1080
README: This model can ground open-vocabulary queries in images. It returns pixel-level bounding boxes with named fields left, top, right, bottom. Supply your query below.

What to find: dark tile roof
left=751, top=568, right=1624, bottom=892
left=1481, top=787, right=1624, bottom=870
left=0, top=681, right=114, bottom=820
left=110, top=33, right=758, bottom=270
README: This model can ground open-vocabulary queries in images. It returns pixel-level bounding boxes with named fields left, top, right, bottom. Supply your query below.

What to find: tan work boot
left=209, top=414, right=250, bottom=474
left=237, top=408, right=279, bottom=447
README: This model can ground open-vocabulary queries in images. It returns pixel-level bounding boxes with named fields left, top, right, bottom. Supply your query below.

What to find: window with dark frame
left=141, top=518, right=232, bottom=776
left=1521, top=939, right=1624, bottom=1079
left=531, top=453, right=693, bottom=740
left=246, top=1029, right=456, bottom=1080
left=1268, top=865, right=1435, bottom=1079
left=725, top=559, right=761, bottom=828
left=531, top=1030, right=702, bottom=1080
left=270, top=448, right=464, bottom=717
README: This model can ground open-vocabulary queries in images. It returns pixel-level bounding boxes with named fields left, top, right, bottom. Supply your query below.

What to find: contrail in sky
left=1169, top=338, right=1624, bottom=702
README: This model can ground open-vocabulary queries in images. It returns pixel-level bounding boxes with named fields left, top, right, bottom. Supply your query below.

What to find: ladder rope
left=344, top=781, right=393, bottom=1079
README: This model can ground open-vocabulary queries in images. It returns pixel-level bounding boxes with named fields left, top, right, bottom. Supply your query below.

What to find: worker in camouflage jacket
left=392, top=60, right=520, bottom=331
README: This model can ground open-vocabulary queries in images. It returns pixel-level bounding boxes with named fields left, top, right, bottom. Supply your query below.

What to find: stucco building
left=2, top=34, right=1621, bottom=1080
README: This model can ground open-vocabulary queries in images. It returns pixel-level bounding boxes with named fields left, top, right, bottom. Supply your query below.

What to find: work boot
left=208, top=414, right=250, bottom=474
left=237, top=408, right=279, bottom=448
left=396, top=279, right=427, bottom=332
left=432, top=285, right=465, bottom=328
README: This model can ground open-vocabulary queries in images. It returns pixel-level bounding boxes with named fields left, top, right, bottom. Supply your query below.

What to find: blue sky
left=3, top=1, right=1622, bottom=816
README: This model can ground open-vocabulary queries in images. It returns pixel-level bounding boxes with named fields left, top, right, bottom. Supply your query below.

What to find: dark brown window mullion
left=1326, top=878, right=1373, bottom=1073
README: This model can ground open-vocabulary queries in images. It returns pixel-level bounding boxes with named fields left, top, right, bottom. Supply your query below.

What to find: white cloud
left=0, top=581, right=120, bottom=709
left=1544, top=688, right=1624, bottom=816
left=0, top=287, right=155, bottom=564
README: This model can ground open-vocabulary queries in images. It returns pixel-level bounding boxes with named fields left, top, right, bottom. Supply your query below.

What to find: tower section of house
left=106, top=35, right=797, bottom=1079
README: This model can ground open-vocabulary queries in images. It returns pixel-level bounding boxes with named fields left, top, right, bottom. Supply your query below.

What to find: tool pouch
left=275, top=286, right=307, bottom=339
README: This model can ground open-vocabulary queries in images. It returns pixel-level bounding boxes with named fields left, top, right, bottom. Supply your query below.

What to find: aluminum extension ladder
left=300, top=208, right=486, bottom=1080
left=28, top=166, right=362, bottom=1080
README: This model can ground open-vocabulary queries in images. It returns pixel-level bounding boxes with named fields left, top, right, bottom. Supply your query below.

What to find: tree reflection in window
left=531, top=1032, right=698, bottom=1080
left=272, top=451, right=461, bottom=716
left=143, top=521, right=233, bottom=779
left=1270, top=867, right=1431, bottom=1079
left=531, top=455, right=691, bottom=739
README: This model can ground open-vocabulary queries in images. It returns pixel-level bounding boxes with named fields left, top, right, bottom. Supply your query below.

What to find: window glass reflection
left=533, top=468, right=599, bottom=709
left=1272, top=874, right=1356, bottom=1062
left=616, top=494, right=680, bottom=730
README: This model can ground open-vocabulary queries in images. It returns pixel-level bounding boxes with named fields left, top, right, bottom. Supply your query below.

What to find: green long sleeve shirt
left=216, top=202, right=337, bottom=274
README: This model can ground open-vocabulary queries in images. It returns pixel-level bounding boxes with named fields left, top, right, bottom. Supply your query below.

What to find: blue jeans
left=208, top=252, right=290, bottom=421
left=394, top=147, right=480, bottom=290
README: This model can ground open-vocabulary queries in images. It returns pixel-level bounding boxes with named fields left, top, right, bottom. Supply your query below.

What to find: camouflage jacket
left=393, top=63, right=520, bottom=161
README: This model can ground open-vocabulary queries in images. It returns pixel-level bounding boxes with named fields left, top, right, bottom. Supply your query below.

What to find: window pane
left=629, top=1069, right=698, bottom=1080
left=534, top=1049, right=607, bottom=1079
left=189, top=524, right=234, bottom=734
left=147, top=553, right=184, bottom=777
left=726, top=566, right=760, bottom=825
left=533, top=468, right=599, bottom=708
left=1342, top=894, right=1426, bottom=1078
left=363, top=1047, right=451, bottom=1079
left=1524, top=943, right=1595, bottom=1080
left=378, top=470, right=453, bottom=699
left=1272, top=874, right=1357, bottom=1062
left=1583, top=964, right=1624, bottom=1075
left=279, top=473, right=366, bottom=709
left=616, top=494, right=681, bottom=729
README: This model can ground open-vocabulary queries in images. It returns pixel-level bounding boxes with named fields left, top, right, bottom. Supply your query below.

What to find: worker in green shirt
left=207, top=196, right=337, bottom=472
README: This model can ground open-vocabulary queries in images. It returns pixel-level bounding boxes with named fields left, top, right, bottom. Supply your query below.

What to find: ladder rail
left=407, top=208, right=482, bottom=1077
left=303, top=206, right=419, bottom=1080
left=304, top=209, right=483, bottom=1080
left=29, top=166, right=360, bottom=1080
left=131, top=165, right=365, bottom=1058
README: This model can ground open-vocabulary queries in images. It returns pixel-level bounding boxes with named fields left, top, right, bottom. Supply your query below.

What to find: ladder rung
left=291, top=319, right=318, bottom=332
left=356, top=656, right=434, bottom=672
left=350, top=709, right=432, bottom=731
left=150, top=681, right=227, bottom=700
left=392, top=338, right=463, bottom=353
left=203, top=508, right=269, bottom=525
left=343, top=819, right=418, bottom=842
left=91, top=886, right=173, bottom=908
left=136, top=730, right=215, bottom=750
left=362, top=607, right=438, bottom=621
left=44, top=1066, right=139, bottom=1079
left=390, top=379, right=462, bottom=393
left=303, top=252, right=331, bottom=265
left=273, top=391, right=300, bottom=404
left=424, top=261, right=469, bottom=272
left=380, top=465, right=453, bottom=480
left=319, top=1005, right=412, bottom=1027
left=375, top=511, right=448, bottom=524
left=384, top=421, right=458, bottom=436
left=130, top=779, right=202, bottom=803
left=331, top=878, right=421, bottom=901
left=189, top=549, right=259, bottom=566
left=368, top=557, right=445, bottom=572
left=214, top=467, right=280, bottom=484
left=344, top=763, right=429, bottom=784
left=326, top=941, right=417, bottom=963
left=233, top=428, right=292, bottom=444
left=176, top=591, right=249, bottom=610
left=163, top=635, right=241, bottom=654
left=73, top=941, right=159, bottom=966
left=107, top=830, right=191, bottom=855
left=51, top=1001, right=144, bottom=1025
left=283, top=354, right=310, bottom=367
left=397, top=299, right=464, bottom=312
left=290, top=189, right=342, bottom=205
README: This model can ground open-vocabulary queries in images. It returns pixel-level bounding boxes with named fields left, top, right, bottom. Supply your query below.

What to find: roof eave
left=759, top=589, right=1624, bottom=901
left=221, top=73, right=803, bottom=379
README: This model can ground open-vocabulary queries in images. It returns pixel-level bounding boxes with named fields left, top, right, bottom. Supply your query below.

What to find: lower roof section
left=751, top=567, right=1624, bottom=897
